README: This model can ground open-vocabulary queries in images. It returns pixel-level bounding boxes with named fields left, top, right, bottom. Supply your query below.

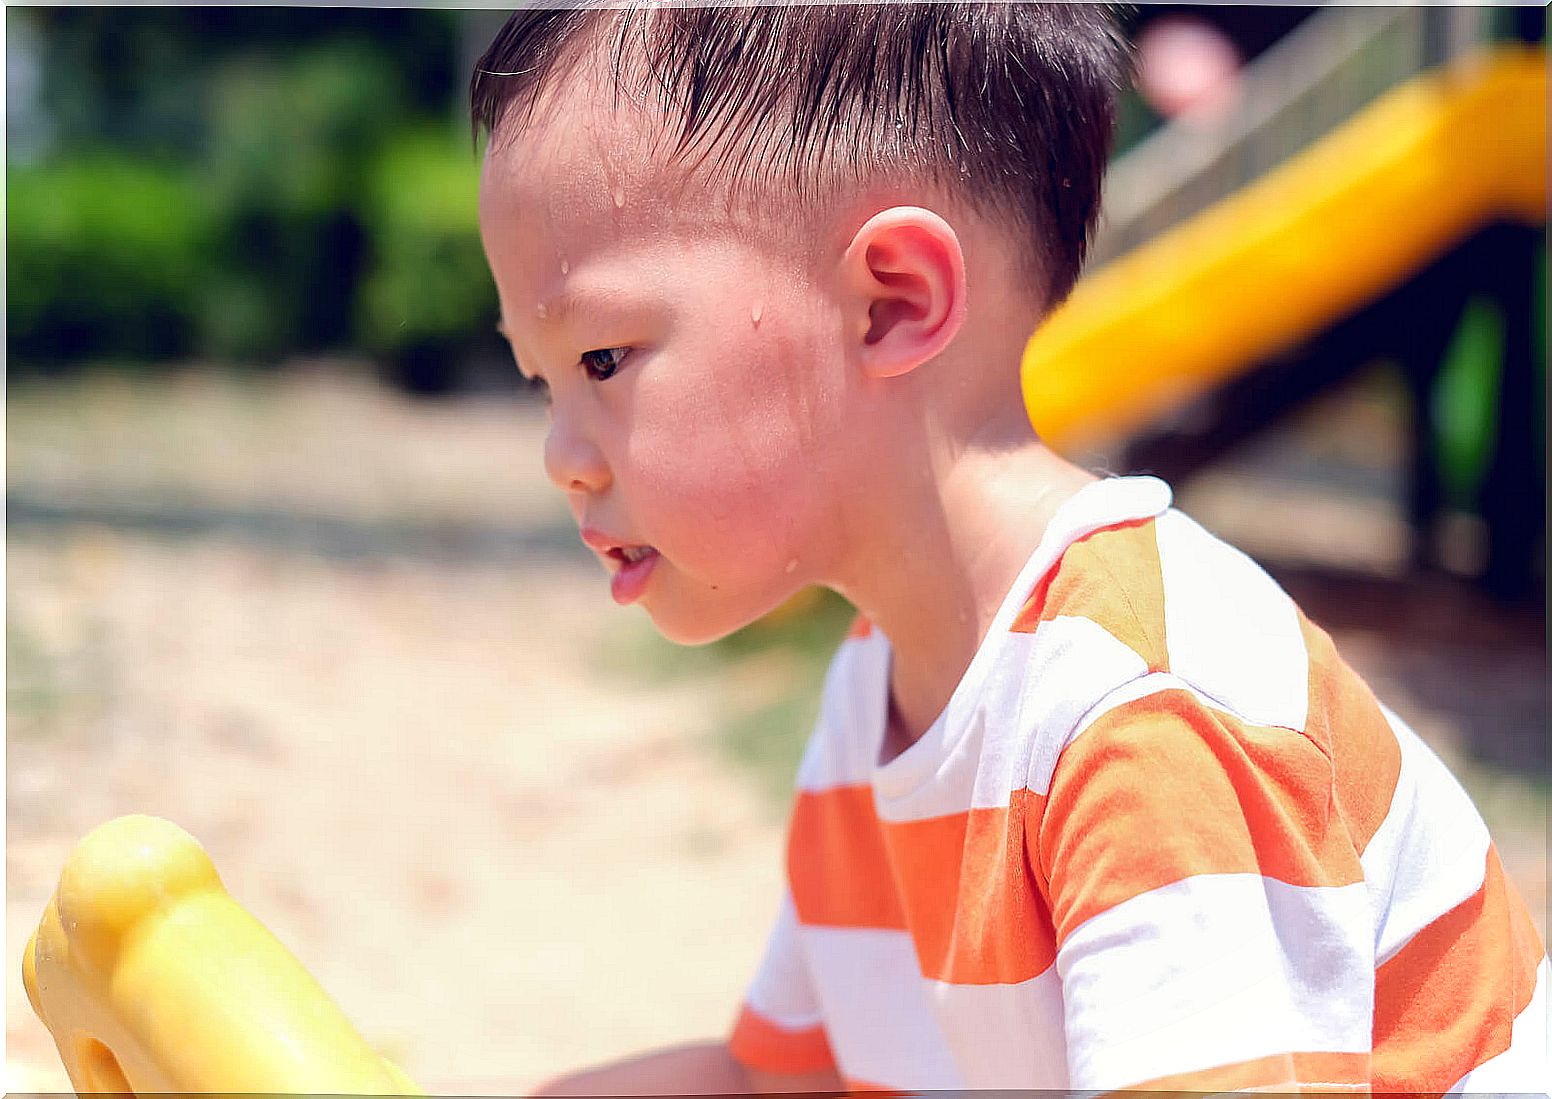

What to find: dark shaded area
left=1111, top=6, right=1321, bottom=149
left=1126, top=223, right=1548, bottom=604
left=1121, top=4, right=1321, bottom=62
left=22, top=9, right=460, bottom=158
left=8, top=8, right=504, bottom=388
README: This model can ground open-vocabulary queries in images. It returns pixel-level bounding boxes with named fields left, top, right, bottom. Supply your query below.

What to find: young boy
left=472, top=4, right=1548, bottom=1093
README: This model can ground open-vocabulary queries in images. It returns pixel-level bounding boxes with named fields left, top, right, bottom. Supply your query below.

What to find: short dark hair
left=471, top=3, right=1130, bottom=307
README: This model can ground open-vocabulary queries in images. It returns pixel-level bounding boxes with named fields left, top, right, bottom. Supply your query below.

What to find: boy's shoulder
left=796, top=477, right=1338, bottom=794
left=1017, top=500, right=1316, bottom=737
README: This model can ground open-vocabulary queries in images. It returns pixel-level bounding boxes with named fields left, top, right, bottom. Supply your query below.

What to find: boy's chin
left=644, top=609, right=755, bottom=648
left=641, top=589, right=790, bottom=648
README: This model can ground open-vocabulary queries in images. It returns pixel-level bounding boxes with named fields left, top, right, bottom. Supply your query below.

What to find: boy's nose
left=543, top=421, right=611, bottom=495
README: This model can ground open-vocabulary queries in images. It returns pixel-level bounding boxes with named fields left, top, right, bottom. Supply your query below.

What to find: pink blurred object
left=1135, top=14, right=1243, bottom=125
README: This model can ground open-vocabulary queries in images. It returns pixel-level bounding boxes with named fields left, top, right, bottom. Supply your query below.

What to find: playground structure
left=21, top=10, right=1547, bottom=1093
left=23, top=816, right=420, bottom=1094
left=1026, top=6, right=1547, bottom=596
left=1023, top=45, right=1544, bottom=450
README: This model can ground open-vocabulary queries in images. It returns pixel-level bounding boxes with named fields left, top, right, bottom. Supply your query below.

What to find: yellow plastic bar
left=1023, top=47, right=1548, bottom=453
left=22, top=814, right=420, bottom=1095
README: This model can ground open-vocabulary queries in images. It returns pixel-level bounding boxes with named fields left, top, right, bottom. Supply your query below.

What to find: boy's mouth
left=606, top=545, right=660, bottom=606
left=579, top=528, right=661, bottom=603
left=580, top=527, right=651, bottom=566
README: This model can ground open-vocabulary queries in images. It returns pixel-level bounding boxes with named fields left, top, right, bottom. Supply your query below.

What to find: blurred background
left=6, top=5, right=1546, bottom=1092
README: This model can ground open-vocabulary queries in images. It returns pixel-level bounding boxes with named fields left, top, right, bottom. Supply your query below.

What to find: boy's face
left=478, top=83, right=857, bottom=644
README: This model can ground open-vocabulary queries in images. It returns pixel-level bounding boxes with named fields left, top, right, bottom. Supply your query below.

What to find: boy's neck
left=837, top=433, right=1097, bottom=764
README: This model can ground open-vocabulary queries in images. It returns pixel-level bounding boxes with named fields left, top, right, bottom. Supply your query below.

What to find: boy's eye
left=580, top=347, right=628, bottom=382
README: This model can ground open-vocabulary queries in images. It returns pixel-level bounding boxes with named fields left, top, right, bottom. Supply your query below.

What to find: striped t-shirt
left=728, top=475, right=1547, bottom=1092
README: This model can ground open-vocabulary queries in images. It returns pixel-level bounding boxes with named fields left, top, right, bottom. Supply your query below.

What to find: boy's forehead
left=477, top=51, right=844, bottom=300
left=478, top=56, right=701, bottom=250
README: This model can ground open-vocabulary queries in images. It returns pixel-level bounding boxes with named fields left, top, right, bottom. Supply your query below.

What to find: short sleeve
left=727, top=890, right=836, bottom=1077
left=1034, top=685, right=1376, bottom=1091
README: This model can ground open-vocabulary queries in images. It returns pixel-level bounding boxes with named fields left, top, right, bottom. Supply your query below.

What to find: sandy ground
left=7, top=366, right=1546, bottom=1092
left=7, top=368, right=794, bottom=1092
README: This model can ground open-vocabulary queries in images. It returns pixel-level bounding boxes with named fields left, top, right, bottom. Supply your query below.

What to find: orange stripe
left=1012, top=519, right=1160, bottom=634
left=728, top=1003, right=835, bottom=1076
left=846, top=614, right=872, bottom=639
left=787, top=786, right=906, bottom=929
left=841, top=1078, right=902, bottom=1093
left=1299, top=612, right=1403, bottom=853
left=1011, top=519, right=1168, bottom=674
left=1037, top=689, right=1364, bottom=941
left=1123, top=1049, right=1372, bottom=1093
left=1372, top=843, right=1547, bottom=1093
left=880, top=789, right=1056, bottom=984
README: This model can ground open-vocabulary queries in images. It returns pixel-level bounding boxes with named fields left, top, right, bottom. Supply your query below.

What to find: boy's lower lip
left=610, top=549, right=660, bottom=605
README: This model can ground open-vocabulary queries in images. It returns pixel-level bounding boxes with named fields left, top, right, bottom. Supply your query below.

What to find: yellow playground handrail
left=1023, top=46, right=1547, bottom=453
left=23, top=815, right=420, bottom=1095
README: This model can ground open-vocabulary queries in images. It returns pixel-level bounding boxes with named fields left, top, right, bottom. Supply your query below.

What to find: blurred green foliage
left=358, top=128, right=497, bottom=392
left=198, top=43, right=406, bottom=361
left=710, top=589, right=859, bottom=809
left=610, top=587, right=858, bottom=807
left=1430, top=241, right=1548, bottom=511
left=7, top=9, right=497, bottom=382
left=1432, top=297, right=1504, bottom=509
left=8, top=155, right=213, bottom=362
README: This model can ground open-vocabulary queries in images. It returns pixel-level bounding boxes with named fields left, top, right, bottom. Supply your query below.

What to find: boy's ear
left=841, top=206, right=968, bottom=380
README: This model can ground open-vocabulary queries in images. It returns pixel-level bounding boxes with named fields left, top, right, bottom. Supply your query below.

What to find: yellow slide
left=23, top=815, right=420, bottom=1094
left=1023, top=47, right=1548, bottom=453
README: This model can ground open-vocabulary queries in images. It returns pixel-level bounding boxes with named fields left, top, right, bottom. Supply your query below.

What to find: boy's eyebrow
left=496, top=288, right=645, bottom=345
left=541, top=285, right=643, bottom=323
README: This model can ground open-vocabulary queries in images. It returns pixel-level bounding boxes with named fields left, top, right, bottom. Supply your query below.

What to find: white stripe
left=1447, top=955, right=1550, bottom=1094
left=1063, top=669, right=1260, bottom=747
left=924, top=967, right=1069, bottom=1088
left=744, top=892, right=824, bottom=1030
left=808, top=477, right=1170, bottom=806
left=795, top=630, right=889, bottom=792
left=1361, top=705, right=1492, bottom=965
left=1017, top=616, right=1150, bottom=799
left=874, top=618, right=1147, bottom=821
left=873, top=483, right=1168, bottom=815
left=1058, top=873, right=1373, bottom=1090
left=1155, top=509, right=1310, bottom=732
left=799, top=925, right=964, bottom=1089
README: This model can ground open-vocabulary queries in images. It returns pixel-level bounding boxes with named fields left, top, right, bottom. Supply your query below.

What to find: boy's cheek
left=646, top=556, right=809, bottom=646
left=630, top=392, right=814, bottom=493
left=640, top=441, right=816, bottom=537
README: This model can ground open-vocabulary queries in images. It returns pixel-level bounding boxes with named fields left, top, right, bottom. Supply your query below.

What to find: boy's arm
left=1037, top=688, right=1377, bottom=1092
left=532, top=1040, right=844, bottom=1095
